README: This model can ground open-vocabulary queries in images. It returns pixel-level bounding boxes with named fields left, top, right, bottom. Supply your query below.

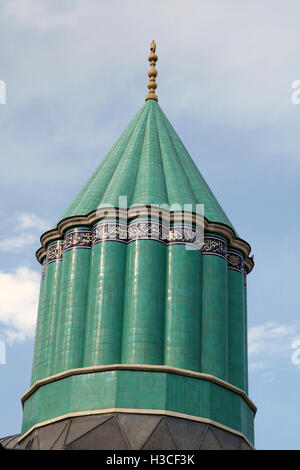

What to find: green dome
left=22, top=92, right=255, bottom=449
left=59, top=99, right=235, bottom=232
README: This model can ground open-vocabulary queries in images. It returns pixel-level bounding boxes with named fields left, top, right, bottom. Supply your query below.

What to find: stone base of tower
left=15, top=412, right=253, bottom=450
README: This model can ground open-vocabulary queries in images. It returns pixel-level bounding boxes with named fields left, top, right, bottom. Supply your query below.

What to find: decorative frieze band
left=227, top=250, right=244, bottom=274
left=201, top=236, right=227, bottom=259
left=44, top=241, right=64, bottom=267
left=58, top=222, right=204, bottom=249
left=43, top=227, right=247, bottom=274
left=64, top=230, right=92, bottom=253
left=93, top=223, right=127, bottom=244
left=93, top=221, right=203, bottom=248
left=36, top=208, right=254, bottom=274
left=128, top=221, right=203, bottom=248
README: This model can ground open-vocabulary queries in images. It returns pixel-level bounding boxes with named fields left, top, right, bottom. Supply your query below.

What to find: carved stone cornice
left=36, top=207, right=254, bottom=273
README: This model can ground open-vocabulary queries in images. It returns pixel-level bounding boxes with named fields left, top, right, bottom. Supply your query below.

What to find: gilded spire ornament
left=145, top=40, right=158, bottom=101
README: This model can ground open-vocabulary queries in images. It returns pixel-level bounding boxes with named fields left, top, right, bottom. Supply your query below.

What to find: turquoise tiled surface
left=201, top=248, right=229, bottom=381
left=228, top=264, right=246, bottom=390
left=53, top=235, right=91, bottom=374
left=164, top=244, right=202, bottom=371
left=31, top=257, right=62, bottom=383
left=243, top=273, right=249, bottom=394
left=83, top=238, right=127, bottom=366
left=22, top=370, right=254, bottom=444
left=57, top=100, right=236, bottom=231
left=28, top=229, right=251, bottom=431
left=30, top=268, right=47, bottom=384
left=131, top=104, right=168, bottom=206
left=122, top=239, right=166, bottom=364
left=116, top=371, right=166, bottom=410
left=26, top=97, right=253, bottom=441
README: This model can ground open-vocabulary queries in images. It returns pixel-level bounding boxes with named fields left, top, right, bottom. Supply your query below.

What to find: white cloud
left=248, top=322, right=297, bottom=357
left=16, top=212, right=50, bottom=232
left=4, top=0, right=83, bottom=31
left=0, top=267, right=40, bottom=343
left=0, top=212, right=51, bottom=252
left=3, top=0, right=300, bottom=122
left=0, top=233, right=36, bottom=252
left=248, top=361, right=265, bottom=372
left=248, top=322, right=300, bottom=379
left=0, top=0, right=299, bottom=195
left=260, top=372, right=275, bottom=384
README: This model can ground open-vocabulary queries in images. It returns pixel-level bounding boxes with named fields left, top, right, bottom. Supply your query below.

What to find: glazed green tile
left=164, top=244, right=202, bottom=371
left=240, top=398, right=255, bottom=445
left=58, top=105, right=148, bottom=221
left=131, top=103, right=168, bottom=206
left=243, top=272, right=249, bottom=394
left=83, top=239, right=127, bottom=366
left=22, top=370, right=254, bottom=444
left=165, top=373, right=210, bottom=419
left=210, top=382, right=240, bottom=430
left=116, top=371, right=166, bottom=410
left=56, top=100, right=237, bottom=232
left=201, top=246, right=228, bottom=381
left=121, top=238, right=166, bottom=364
left=161, top=110, right=236, bottom=231
left=24, top=93, right=254, bottom=446
left=228, top=266, right=246, bottom=390
left=30, top=266, right=47, bottom=385
left=53, top=242, right=91, bottom=374
left=31, top=257, right=63, bottom=383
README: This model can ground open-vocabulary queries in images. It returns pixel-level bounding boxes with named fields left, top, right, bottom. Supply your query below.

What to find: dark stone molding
left=41, top=229, right=247, bottom=276
left=42, top=223, right=205, bottom=265
left=0, top=434, right=20, bottom=449
left=14, top=412, right=254, bottom=450
left=36, top=207, right=254, bottom=273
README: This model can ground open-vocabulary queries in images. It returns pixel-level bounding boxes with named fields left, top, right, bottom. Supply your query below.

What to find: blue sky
left=0, top=0, right=300, bottom=450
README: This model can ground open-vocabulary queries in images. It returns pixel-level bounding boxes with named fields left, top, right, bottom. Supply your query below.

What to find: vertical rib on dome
left=131, top=101, right=168, bottom=206
left=56, top=100, right=237, bottom=233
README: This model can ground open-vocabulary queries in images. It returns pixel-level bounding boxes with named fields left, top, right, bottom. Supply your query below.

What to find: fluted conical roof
left=22, top=44, right=255, bottom=451
left=59, top=99, right=235, bottom=232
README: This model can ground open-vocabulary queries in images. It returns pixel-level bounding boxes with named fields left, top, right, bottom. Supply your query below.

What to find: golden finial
left=145, top=40, right=158, bottom=101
